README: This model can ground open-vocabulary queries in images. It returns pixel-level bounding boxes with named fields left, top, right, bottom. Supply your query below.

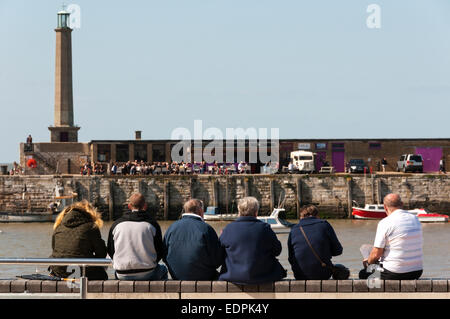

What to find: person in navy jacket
left=219, top=197, right=287, bottom=284
left=163, top=199, right=224, bottom=280
left=288, top=205, right=344, bottom=280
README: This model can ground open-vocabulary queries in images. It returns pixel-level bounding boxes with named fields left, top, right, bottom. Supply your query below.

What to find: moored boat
left=352, top=204, right=387, bottom=220
left=203, top=207, right=238, bottom=221
left=0, top=211, right=53, bottom=223
left=407, top=209, right=449, bottom=223
left=352, top=203, right=449, bottom=223
left=257, top=208, right=295, bottom=233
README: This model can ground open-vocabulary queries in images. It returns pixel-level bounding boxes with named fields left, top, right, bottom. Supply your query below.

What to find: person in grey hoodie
left=107, top=193, right=168, bottom=280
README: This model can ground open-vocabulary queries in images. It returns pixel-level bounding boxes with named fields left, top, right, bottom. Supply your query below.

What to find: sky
left=1, top=0, right=450, bottom=163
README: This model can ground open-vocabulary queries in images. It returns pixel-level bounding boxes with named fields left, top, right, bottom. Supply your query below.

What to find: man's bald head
left=383, top=193, right=403, bottom=214
left=184, top=199, right=204, bottom=217
left=128, top=193, right=147, bottom=211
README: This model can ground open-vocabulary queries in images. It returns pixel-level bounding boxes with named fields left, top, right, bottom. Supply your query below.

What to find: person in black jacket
left=288, top=205, right=346, bottom=280
left=218, top=197, right=286, bottom=285
left=107, top=193, right=168, bottom=280
left=49, top=200, right=108, bottom=280
left=163, top=199, right=223, bottom=280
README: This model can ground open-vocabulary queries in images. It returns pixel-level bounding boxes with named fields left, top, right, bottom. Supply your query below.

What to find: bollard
left=347, top=177, right=353, bottom=218
left=80, top=265, right=87, bottom=299
left=296, top=178, right=302, bottom=219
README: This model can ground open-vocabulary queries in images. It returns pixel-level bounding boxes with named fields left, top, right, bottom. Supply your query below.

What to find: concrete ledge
left=1, top=279, right=449, bottom=296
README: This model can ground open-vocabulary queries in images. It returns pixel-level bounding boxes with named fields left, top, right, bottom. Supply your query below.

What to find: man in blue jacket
left=288, top=205, right=344, bottom=280
left=163, top=199, right=224, bottom=280
left=219, top=196, right=286, bottom=285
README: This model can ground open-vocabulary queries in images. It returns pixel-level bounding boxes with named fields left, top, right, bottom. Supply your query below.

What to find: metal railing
left=0, top=258, right=112, bottom=299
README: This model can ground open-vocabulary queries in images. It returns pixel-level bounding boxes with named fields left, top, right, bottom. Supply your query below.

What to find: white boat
left=0, top=192, right=78, bottom=223
left=257, top=208, right=295, bottom=233
left=0, top=211, right=54, bottom=223
left=204, top=206, right=295, bottom=232
left=407, top=208, right=449, bottom=223
left=203, top=207, right=238, bottom=221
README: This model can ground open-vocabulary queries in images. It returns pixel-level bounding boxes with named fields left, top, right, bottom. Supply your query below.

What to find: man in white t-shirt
left=359, top=193, right=423, bottom=280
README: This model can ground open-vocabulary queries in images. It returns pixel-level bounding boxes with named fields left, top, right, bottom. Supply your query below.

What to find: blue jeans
left=116, top=264, right=168, bottom=281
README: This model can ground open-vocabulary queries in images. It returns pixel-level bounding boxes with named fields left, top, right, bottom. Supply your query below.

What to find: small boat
left=352, top=204, right=387, bottom=220
left=352, top=203, right=449, bottom=223
left=0, top=211, right=54, bottom=223
left=0, top=192, right=78, bottom=223
left=407, top=209, right=449, bottom=223
left=257, top=208, right=295, bottom=233
left=203, top=207, right=239, bottom=221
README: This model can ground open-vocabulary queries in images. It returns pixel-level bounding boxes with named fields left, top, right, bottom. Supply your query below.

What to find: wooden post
left=225, top=177, right=229, bottom=214
left=296, top=177, right=302, bottom=219
left=371, top=176, right=375, bottom=203
left=108, top=180, right=114, bottom=221
left=88, top=179, right=92, bottom=204
left=190, top=178, right=194, bottom=199
left=164, top=180, right=169, bottom=220
left=347, top=177, right=353, bottom=219
left=270, top=179, right=275, bottom=212
left=212, top=179, right=219, bottom=208
left=376, top=178, right=382, bottom=204
left=244, top=178, right=250, bottom=197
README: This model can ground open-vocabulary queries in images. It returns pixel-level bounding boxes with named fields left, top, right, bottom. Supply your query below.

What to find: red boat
left=352, top=204, right=449, bottom=222
left=352, top=204, right=387, bottom=220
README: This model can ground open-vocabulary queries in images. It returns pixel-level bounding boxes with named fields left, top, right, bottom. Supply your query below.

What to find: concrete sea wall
left=0, top=174, right=449, bottom=220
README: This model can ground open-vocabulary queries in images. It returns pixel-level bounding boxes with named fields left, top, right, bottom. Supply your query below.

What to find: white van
left=290, top=150, right=316, bottom=173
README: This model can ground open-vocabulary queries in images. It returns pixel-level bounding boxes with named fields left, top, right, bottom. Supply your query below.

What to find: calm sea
left=0, top=220, right=448, bottom=279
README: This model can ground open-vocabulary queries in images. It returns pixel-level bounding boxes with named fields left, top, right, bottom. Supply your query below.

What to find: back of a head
left=183, top=199, right=204, bottom=216
left=300, top=205, right=319, bottom=219
left=129, top=193, right=146, bottom=211
left=383, top=193, right=403, bottom=210
left=238, top=197, right=259, bottom=217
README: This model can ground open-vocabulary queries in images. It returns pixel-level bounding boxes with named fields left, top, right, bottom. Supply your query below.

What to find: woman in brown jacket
left=49, top=200, right=108, bottom=280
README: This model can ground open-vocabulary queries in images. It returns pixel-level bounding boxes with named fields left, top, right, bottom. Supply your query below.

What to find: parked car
left=397, top=154, right=423, bottom=173
left=347, top=159, right=368, bottom=173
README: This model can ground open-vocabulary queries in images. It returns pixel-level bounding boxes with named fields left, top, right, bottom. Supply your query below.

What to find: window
left=60, top=132, right=69, bottom=142
left=369, top=142, right=382, bottom=149
left=134, top=144, right=147, bottom=162
left=332, top=143, right=345, bottom=149
left=299, top=156, right=313, bottom=160
left=116, top=144, right=129, bottom=162
left=152, top=144, right=166, bottom=162
left=266, top=218, right=277, bottom=225
left=315, top=143, right=327, bottom=150
left=410, top=155, right=422, bottom=162
left=97, top=144, right=111, bottom=162
left=400, top=155, right=405, bottom=161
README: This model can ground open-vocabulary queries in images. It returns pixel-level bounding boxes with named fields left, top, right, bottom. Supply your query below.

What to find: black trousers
left=359, top=266, right=422, bottom=280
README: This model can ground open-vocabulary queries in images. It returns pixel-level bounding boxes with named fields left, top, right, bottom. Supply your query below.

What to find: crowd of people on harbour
left=81, top=160, right=253, bottom=176
left=48, top=192, right=423, bottom=283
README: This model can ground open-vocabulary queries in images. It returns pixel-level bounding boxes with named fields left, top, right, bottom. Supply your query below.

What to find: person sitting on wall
left=359, top=194, right=423, bottom=280
left=163, top=199, right=224, bottom=280
left=381, top=158, right=388, bottom=173
left=439, top=157, right=446, bottom=174
left=107, top=193, right=168, bottom=281
left=49, top=200, right=108, bottom=280
left=287, top=205, right=348, bottom=280
left=238, top=161, right=244, bottom=174
left=218, top=196, right=287, bottom=284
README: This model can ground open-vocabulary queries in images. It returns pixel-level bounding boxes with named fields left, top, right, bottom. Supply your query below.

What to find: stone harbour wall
left=0, top=174, right=449, bottom=220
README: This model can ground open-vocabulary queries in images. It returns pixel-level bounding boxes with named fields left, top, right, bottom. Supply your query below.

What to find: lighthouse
left=48, top=7, right=80, bottom=142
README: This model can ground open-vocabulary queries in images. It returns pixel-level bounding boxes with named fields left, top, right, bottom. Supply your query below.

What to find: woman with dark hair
left=49, top=200, right=108, bottom=280
left=287, top=205, right=348, bottom=280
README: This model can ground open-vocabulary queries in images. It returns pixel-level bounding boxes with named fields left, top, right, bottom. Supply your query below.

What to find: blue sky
left=1, top=0, right=450, bottom=162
